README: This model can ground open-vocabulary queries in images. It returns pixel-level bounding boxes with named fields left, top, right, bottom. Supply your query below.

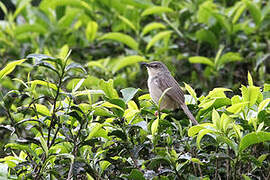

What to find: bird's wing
left=155, top=73, right=185, bottom=105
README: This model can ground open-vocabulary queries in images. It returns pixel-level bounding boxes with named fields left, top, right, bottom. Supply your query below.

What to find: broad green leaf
left=151, top=118, right=159, bottom=135
left=13, top=0, right=31, bottom=20
left=257, top=154, right=269, bottom=163
left=198, top=99, right=216, bottom=110
left=29, top=80, right=58, bottom=91
left=188, top=123, right=214, bottom=137
left=217, top=52, right=243, bottom=67
left=85, top=21, right=98, bottom=42
left=216, top=136, right=238, bottom=153
left=206, top=88, right=232, bottom=99
left=141, top=22, right=166, bottom=36
left=195, top=29, right=217, bottom=48
left=190, top=158, right=203, bottom=165
left=99, top=32, right=138, bottom=51
left=58, top=45, right=70, bottom=60
left=128, top=169, right=146, bottom=180
left=15, top=24, right=47, bottom=35
left=118, top=15, right=136, bottom=32
left=212, top=109, right=220, bottom=129
left=258, top=98, right=270, bottom=112
left=189, top=56, right=215, bottom=67
left=113, top=55, right=147, bottom=73
left=0, top=59, right=26, bottom=79
left=58, top=9, right=79, bottom=29
left=120, top=88, right=140, bottom=103
left=227, top=102, right=249, bottom=113
left=247, top=71, right=253, bottom=86
left=99, top=79, right=119, bottom=99
left=39, top=137, right=48, bottom=157
left=102, top=102, right=123, bottom=111
left=232, top=2, right=246, bottom=24
left=243, top=0, right=262, bottom=26
left=0, top=2, right=7, bottom=16
left=86, top=123, right=104, bottom=140
left=93, top=107, right=115, bottom=117
left=197, top=129, right=215, bottom=149
left=32, top=104, right=51, bottom=116
left=184, top=83, right=197, bottom=102
left=146, top=31, right=172, bottom=52
left=239, top=131, right=270, bottom=152
left=142, top=6, right=173, bottom=16
left=241, top=85, right=261, bottom=106
left=40, top=0, right=91, bottom=11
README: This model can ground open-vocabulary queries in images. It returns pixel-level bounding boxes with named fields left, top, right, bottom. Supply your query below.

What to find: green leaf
left=197, top=129, right=215, bottom=149
left=184, top=83, right=197, bottom=102
left=195, top=29, right=217, bottom=48
left=120, top=88, right=140, bottom=103
left=239, top=131, right=270, bottom=153
left=85, top=123, right=104, bottom=141
left=15, top=24, right=47, bottom=35
left=113, top=55, right=147, bottom=73
left=241, top=85, right=261, bottom=107
left=226, top=102, right=249, bottom=114
left=118, top=15, right=136, bottom=32
left=85, top=21, right=98, bottom=42
left=146, top=31, right=172, bottom=52
left=188, top=123, right=213, bottom=137
left=0, top=59, right=26, bottom=79
left=151, top=118, right=159, bottom=135
left=0, top=163, right=8, bottom=179
left=141, top=22, right=166, bottom=36
left=29, top=80, right=58, bottom=91
left=39, top=136, right=48, bottom=157
left=190, top=158, right=203, bottom=165
left=99, top=79, right=119, bottom=99
left=232, top=2, right=246, bottom=24
left=40, top=0, right=91, bottom=11
left=142, top=6, right=173, bottom=16
left=258, top=98, right=270, bottom=112
left=99, top=32, right=138, bottom=51
left=247, top=71, right=253, bottom=86
left=212, top=109, right=220, bottom=129
left=128, top=169, right=146, bottom=180
left=217, top=52, right=243, bottom=67
left=32, top=104, right=51, bottom=116
left=216, top=135, right=238, bottom=154
left=243, top=0, right=262, bottom=26
left=188, top=56, right=215, bottom=67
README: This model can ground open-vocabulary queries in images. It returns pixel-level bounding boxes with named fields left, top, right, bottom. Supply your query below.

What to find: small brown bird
left=142, top=61, right=198, bottom=125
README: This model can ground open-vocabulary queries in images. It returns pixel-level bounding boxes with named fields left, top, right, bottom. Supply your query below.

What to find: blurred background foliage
left=0, top=0, right=270, bottom=179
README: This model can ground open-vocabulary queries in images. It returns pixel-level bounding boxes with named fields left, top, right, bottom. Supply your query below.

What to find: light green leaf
left=39, top=137, right=48, bottom=157
left=29, top=80, right=58, bottom=91
left=212, top=109, right=220, bottom=129
left=198, top=99, right=216, bottom=110
left=86, top=123, right=104, bottom=141
left=40, top=0, right=91, bottom=11
left=188, top=123, right=213, bottom=137
left=239, top=131, right=270, bottom=152
left=258, top=98, right=270, bottom=112
left=217, top=52, right=243, bottom=67
left=243, top=0, right=262, bottom=26
left=99, top=32, right=138, bottom=51
left=184, top=83, right=197, bottom=102
left=247, top=71, right=253, bottom=86
left=0, top=163, right=8, bottom=179
left=141, top=22, right=166, bottom=36
left=120, top=88, right=140, bottom=103
left=241, top=85, right=261, bottom=106
left=142, top=6, right=173, bottom=16
left=113, top=55, right=147, bottom=73
left=32, top=104, right=51, bottom=116
left=226, top=102, right=249, bottom=113
left=15, top=24, right=47, bottom=35
left=151, top=118, right=159, bottom=135
left=197, top=129, right=215, bottom=149
left=99, top=79, right=119, bottom=99
left=216, top=135, right=238, bottom=153
left=188, top=56, right=215, bottom=67
left=0, top=59, right=26, bottom=79
left=86, top=21, right=98, bottom=42
left=146, top=31, right=172, bottom=52
left=118, top=15, right=136, bottom=32
left=232, top=2, right=246, bottom=24
left=195, top=29, right=217, bottom=48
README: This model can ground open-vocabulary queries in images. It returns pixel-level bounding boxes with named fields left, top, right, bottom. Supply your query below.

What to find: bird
left=142, top=61, right=198, bottom=125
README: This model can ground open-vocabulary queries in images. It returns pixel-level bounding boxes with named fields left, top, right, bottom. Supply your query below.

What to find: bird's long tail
left=180, top=104, right=198, bottom=125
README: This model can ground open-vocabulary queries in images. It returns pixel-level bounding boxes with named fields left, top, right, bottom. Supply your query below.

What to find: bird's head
left=142, top=61, right=170, bottom=76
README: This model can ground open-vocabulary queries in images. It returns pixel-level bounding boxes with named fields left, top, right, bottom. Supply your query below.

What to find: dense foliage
left=0, top=0, right=270, bottom=179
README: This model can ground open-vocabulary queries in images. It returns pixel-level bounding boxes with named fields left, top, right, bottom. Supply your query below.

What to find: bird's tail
left=180, top=104, right=198, bottom=125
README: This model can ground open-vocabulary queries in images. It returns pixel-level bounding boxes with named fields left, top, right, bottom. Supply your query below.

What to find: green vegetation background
left=0, top=0, right=269, bottom=179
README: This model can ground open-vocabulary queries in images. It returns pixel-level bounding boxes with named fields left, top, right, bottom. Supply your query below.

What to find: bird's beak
left=141, top=62, right=149, bottom=67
